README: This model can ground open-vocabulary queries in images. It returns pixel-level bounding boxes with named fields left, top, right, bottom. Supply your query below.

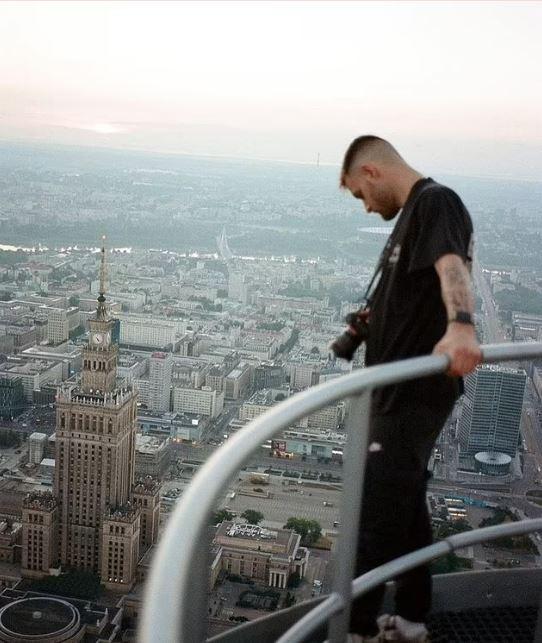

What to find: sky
left=1, top=1, right=541, bottom=178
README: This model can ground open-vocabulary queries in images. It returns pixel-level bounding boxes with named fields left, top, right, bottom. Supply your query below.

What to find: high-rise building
left=20, top=240, right=160, bottom=594
left=290, top=362, right=320, bottom=390
left=228, top=270, right=247, bottom=303
left=0, top=377, right=24, bottom=420
left=148, top=352, right=172, bottom=413
left=47, top=308, right=69, bottom=344
left=459, top=365, right=526, bottom=457
left=28, top=432, right=47, bottom=464
left=55, top=242, right=140, bottom=591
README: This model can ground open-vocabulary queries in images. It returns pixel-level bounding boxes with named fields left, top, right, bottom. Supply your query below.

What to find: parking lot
left=220, top=477, right=342, bottom=531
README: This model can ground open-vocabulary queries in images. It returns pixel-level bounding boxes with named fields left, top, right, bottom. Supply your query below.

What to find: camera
left=330, top=309, right=369, bottom=361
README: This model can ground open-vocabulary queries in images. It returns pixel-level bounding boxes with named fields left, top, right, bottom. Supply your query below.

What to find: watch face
left=93, top=333, right=103, bottom=345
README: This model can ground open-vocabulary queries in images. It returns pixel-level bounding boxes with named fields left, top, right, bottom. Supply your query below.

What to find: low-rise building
left=22, top=342, right=82, bottom=379
left=135, top=434, right=171, bottom=479
left=0, top=520, right=21, bottom=564
left=0, top=588, right=124, bottom=640
left=0, top=358, right=64, bottom=402
left=211, top=522, right=309, bottom=589
left=277, top=428, right=347, bottom=459
left=137, top=411, right=209, bottom=443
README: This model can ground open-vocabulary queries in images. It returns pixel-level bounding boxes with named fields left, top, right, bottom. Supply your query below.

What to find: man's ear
left=359, top=163, right=380, bottom=180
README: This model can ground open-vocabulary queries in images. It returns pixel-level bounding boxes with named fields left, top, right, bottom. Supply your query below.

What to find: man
left=340, top=136, right=481, bottom=642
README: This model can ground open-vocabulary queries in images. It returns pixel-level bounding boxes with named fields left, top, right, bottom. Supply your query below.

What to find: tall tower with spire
left=81, top=237, right=118, bottom=394
left=52, top=237, right=141, bottom=591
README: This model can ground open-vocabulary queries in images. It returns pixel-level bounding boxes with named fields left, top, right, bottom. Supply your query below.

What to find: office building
left=118, top=314, right=185, bottom=349
left=0, top=377, right=24, bottom=420
left=148, top=352, right=172, bottom=413
left=172, top=386, right=224, bottom=418
left=28, top=432, right=47, bottom=465
left=459, top=365, right=526, bottom=458
left=47, top=307, right=81, bottom=345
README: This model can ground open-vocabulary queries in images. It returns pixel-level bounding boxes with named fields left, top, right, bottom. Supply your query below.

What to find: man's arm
left=433, top=253, right=481, bottom=376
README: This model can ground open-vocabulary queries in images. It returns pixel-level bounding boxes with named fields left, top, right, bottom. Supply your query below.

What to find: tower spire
left=97, top=235, right=108, bottom=321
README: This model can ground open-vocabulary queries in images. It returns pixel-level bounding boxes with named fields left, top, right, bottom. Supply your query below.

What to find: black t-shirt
left=365, top=178, right=474, bottom=415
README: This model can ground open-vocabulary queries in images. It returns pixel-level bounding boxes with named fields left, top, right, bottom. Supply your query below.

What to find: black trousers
left=350, top=403, right=453, bottom=636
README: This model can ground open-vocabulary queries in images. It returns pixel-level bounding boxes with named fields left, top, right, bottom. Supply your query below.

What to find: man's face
left=344, top=168, right=400, bottom=221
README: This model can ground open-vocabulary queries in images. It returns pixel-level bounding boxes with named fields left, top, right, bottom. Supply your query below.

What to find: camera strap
left=359, top=255, right=385, bottom=309
left=359, top=179, right=435, bottom=309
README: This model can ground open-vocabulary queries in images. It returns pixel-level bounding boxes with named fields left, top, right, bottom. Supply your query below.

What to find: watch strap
left=448, top=311, right=474, bottom=325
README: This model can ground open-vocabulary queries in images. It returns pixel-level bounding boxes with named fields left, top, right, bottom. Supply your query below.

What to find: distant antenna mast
left=317, top=152, right=320, bottom=167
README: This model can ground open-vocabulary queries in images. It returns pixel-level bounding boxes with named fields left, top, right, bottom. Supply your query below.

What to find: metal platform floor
left=428, top=605, right=538, bottom=643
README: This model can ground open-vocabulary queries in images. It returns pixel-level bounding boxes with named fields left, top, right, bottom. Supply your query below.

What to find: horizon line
left=1, top=136, right=542, bottom=186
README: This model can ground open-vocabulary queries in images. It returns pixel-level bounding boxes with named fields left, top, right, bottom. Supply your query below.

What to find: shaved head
left=340, top=135, right=405, bottom=187
left=339, top=135, right=423, bottom=221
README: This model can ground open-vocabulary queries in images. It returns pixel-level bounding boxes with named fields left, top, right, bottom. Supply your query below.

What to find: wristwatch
left=448, top=311, right=474, bottom=325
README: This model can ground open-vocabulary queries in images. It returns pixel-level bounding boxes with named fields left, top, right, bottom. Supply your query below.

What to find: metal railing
left=139, top=342, right=542, bottom=643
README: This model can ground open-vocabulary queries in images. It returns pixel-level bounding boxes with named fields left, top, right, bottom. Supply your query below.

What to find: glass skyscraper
left=459, top=365, right=526, bottom=457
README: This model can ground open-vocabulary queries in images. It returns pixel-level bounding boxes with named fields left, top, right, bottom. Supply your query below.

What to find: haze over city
left=1, top=1, right=542, bottom=178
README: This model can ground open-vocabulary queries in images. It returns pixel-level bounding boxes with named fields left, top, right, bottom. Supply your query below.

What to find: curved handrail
left=278, top=518, right=542, bottom=643
left=138, top=342, right=542, bottom=643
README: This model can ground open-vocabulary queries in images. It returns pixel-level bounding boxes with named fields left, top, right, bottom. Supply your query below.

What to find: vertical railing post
left=534, top=585, right=542, bottom=643
left=327, top=390, right=372, bottom=643
left=178, top=526, right=212, bottom=642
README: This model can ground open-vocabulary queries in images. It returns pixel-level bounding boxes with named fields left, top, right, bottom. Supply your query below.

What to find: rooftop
left=136, top=434, right=169, bottom=454
left=0, top=359, right=58, bottom=375
left=105, top=503, right=139, bottom=522
left=214, top=521, right=298, bottom=558
left=133, top=476, right=160, bottom=495
left=22, top=491, right=57, bottom=511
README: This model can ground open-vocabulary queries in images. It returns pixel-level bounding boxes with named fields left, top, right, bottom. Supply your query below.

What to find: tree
left=210, top=509, right=235, bottom=525
left=431, top=552, right=473, bottom=575
left=0, top=430, right=21, bottom=448
left=283, top=517, right=322, bottom=546
left=283, top=592, right=297, bottom=608
left=28, top=569, right=103, bottom=599
left=241, top=509, right=264, bottom=525
left=433, top=518, right=472, bottom=541
left=69, top=325, right=85, bottom=340
left=287, top=571, right=301, bottom=588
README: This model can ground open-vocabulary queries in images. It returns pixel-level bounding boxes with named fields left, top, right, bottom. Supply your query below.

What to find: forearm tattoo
left=441, top=263, right=474, bottom=315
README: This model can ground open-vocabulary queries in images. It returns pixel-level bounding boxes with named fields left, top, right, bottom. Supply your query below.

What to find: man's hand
left=433, top=322, right=481, bottom=376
